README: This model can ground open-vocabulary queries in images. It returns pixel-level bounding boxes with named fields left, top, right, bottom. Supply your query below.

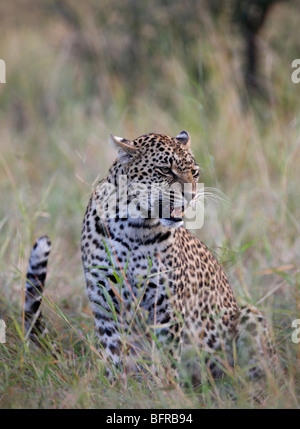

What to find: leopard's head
left=109, top=131, right=200, bottom=228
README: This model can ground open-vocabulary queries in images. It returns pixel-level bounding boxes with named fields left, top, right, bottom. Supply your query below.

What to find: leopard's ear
left=110, top=134, right=138, bottom=163
left=175, top=130, right=190, bottom=147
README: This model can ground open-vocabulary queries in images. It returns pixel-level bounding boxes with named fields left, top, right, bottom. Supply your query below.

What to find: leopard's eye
left=157, top=166, right=172, bottom=175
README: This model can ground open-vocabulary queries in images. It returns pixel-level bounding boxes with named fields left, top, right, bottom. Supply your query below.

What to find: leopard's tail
left=25, top=235, right=51, bottom=343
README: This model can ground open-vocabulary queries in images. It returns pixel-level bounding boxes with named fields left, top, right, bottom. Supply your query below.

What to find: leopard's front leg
left=85, top=269, right=134, bottom=376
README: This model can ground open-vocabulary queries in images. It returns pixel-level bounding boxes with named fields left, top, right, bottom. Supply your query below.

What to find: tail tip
left=33, top=235, right=52, bottom=250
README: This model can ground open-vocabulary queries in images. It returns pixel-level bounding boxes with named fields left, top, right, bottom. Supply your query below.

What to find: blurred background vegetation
left=0, top=0, right=300, bottom=408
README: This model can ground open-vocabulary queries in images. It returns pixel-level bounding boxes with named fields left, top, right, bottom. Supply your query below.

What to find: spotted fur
left=80, top=131, right=278, bottom=381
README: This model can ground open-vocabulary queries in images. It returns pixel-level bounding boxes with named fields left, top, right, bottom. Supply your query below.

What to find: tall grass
left=0, top=1, right=300, bottom=408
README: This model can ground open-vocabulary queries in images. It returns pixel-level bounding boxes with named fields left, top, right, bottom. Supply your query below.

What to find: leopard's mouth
left=163, top=205, right=185, bottom=223
left=170, top=206, right=184, bottom=221
left=154, top=194, right=186, bottom=224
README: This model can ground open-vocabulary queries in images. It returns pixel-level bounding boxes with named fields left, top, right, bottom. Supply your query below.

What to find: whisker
left=189, top=187, right=230, bottom=208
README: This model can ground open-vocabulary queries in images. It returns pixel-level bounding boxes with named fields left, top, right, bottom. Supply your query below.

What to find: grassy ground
left=0, top=2, right=300, bottom=408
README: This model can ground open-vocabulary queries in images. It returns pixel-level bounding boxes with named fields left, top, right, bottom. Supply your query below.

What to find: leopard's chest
left=83, top=215, right=181, bottom=316
left=108, top=231, right=176, bottom=294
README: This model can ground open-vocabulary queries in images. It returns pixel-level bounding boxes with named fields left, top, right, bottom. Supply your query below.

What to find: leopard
left=25, top=130, right=278, bottom=385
